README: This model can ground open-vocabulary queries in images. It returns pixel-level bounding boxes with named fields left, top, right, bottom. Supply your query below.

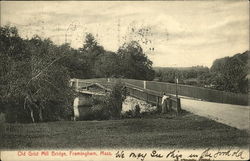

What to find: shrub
left=122, top=110, right=133, bottom=118
left=91, top=104, right=110, bottom=120
left=132, top=104, right=141, bottom=118
left=77, top=96, right=110, bottom=121
left=105, top=81, right=127, bottom=119
left=122, top=104, right=141, bottom=118
left=5, top=104, right=31, bottom=123
left=42, top=101, right=73, bottom=122
left=77, top=105, right=109, bottom=121
left=77, top=107, right=93, bottom=121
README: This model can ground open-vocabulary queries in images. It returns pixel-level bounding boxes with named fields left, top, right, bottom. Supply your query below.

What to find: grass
left=0, top=111, right=248, bottom=149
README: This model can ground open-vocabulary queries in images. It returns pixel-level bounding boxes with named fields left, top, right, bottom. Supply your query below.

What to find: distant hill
left=153, top=66, right=209, bottom=72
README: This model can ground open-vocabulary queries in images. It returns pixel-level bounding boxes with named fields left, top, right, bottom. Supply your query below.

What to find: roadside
left=181, top=98, right=250, bottom=131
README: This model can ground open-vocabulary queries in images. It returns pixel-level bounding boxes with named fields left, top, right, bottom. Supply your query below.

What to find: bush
left=77, top=96, right=110, bottom=121
left=134, top=104, right=141, bottom=117
left=122, top=110, right=133, bottom=118
left=105, top=80, right=127, bottom=119
left=77, top=107, right=93, bottom=121
left=77, top=105, right=109, bottom=121
left=140, top=110, right=158, bottom=117
left=5, top=104, right=31, bottom=123
left=91, top=104, right=110, bottom=120
left=42, top=101, right=73, bottom=122
left=121, top=104, right=141, bottom=118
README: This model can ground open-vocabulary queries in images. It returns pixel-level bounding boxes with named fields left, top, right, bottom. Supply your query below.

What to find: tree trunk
left=30, top=108, right=35, bottom=123
left=38, top=108, right=43, bottom=122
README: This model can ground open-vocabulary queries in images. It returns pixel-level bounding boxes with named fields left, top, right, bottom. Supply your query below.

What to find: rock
left=122, top=96, right=157, bottom=113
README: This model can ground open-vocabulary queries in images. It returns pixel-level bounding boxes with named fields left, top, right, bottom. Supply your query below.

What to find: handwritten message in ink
left=115, top=148, right=246, bottom=161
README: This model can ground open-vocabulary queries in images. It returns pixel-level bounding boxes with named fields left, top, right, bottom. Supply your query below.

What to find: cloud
left=1, top=1, right=248, bottom=67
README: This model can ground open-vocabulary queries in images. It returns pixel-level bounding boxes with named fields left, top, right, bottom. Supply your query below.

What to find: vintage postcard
left=0, top=0, right=249, bottom=161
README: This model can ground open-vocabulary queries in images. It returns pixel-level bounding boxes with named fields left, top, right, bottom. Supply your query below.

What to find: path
left=181, top=98, right=250, bottom=131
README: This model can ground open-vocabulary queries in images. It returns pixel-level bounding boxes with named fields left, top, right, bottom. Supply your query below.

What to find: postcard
left=0, top=0, right=249, bottom=161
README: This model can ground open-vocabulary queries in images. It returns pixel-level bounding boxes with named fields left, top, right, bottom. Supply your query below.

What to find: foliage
left=66, top=34, right=155, bottom=80
left=94, top=51, right=121, bottom=78
left=80, top=33, right=105, bottom=56
left=0, top=25, right=75, bottom=123
left=78, top=104, right=110, bottom=121
left=105, top=81, right=127, bottom=119
left=155, top=51, right=249, bottom=94
left=117, top=41, right=155, bottom=80
left=134, top=105, right=141, bottom=116
left=122, top=110, right=133, bottom=118
left=5, top=103, right=31, bottom=123
left=90, top=104, right=110, bottom=120
left=155, top=66, right=209, bottom=85
left=0, top=26, right=156, bottom=123
left=78, top=96, right=101, bottom=120
left=0, top=26, right=30, bottom=106
left=209, top=51, right=249, bottom=93
left=80, top=33, right=105, bottom=77
left=59, top=44, right=92, bottom=79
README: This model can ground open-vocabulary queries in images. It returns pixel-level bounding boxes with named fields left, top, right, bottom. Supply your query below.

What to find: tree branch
left=26, top=55, right=66, bottom=86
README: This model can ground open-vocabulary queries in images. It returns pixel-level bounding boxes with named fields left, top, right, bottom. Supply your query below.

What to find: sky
left=1, top=1, right=249, bottom=67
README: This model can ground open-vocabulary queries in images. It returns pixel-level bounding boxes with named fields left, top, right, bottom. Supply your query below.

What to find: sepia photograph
left=0, top=0, right=249, bottom=161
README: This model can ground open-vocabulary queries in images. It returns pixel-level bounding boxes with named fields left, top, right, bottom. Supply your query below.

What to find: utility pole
left=117, top=18, right=121, bottom=48
left=175, top=77, right=178, bottom=98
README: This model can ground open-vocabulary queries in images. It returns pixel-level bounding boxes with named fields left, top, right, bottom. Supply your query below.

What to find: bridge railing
left=105, top=78, right=248, bottom=106
left=70, top=78, right=182, bottom=113
left=124, top=82, right=181, bottom=114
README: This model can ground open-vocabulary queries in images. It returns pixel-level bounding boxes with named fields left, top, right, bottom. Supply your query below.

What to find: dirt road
left=181, top=98, right=249, bottom=131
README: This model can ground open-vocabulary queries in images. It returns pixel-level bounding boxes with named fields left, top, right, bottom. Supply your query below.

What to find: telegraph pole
left=117, top=18, right=121, bottom=47
left=175, top=77, right=178, bottom=98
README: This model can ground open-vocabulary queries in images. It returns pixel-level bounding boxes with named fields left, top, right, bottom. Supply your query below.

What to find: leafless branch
left=26, top=55, right=66, bottom=86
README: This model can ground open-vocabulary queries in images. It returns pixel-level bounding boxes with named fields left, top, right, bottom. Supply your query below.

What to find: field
left=0, top=111, right=248, bottom=149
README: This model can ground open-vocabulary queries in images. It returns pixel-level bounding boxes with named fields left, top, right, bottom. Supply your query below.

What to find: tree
left=209, top=51, right=249, bottom=93
left=0, top=26, right=75, bottom=123
left=59, top=43, right=92, bottom=79
left=61, top=33, right=156, bottom=80
left=155, top=66, right=210, bottom=85
left=24, top=36, right=75, bottom=122
left=80, top=33, right=105, bottom=77
left=0, top=26, right=31, bottom=120
left=94, top=51, right=121, bottom=78
left=117, top=41, right=155, bottom=80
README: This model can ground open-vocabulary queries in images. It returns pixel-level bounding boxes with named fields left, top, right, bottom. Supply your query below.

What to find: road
left=181, top=98, right=250, bottom=131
